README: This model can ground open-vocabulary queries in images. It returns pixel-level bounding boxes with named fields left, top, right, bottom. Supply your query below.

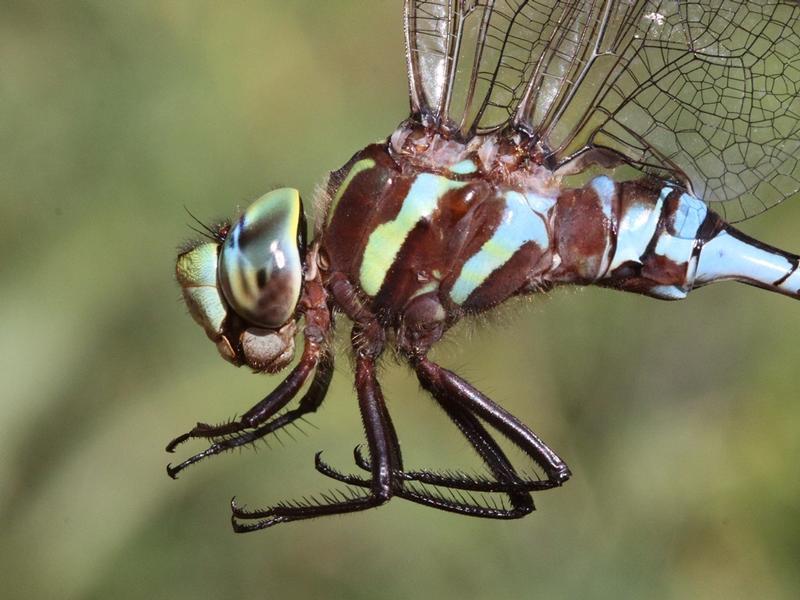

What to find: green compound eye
left=218, top=188, right=306, bottom=329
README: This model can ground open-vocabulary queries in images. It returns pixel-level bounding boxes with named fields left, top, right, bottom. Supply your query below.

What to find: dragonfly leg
left=316, top=385, right=537, bottom=517
left=166, top=276, right=332, bottom=455
left=166, top=347, right=319, bottom=451
left=314, top=284, right=557, bottom=514
left=166, top=353, right=333, bottom=478
left=316, top=354, right=546, bottom=517
left=414, top=357, right=572, bottom=486
left=231, top=351, right=398, bottom=532
left=386, top=385, right=539, bottom=515
left=347, top=430, right=558, bottom=493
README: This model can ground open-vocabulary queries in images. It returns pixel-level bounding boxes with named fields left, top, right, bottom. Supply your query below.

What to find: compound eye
left=218, top=188, right=305, bottom=329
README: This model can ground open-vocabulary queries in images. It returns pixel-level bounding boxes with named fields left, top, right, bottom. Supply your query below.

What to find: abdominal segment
left=550, top=177, right=800, bottom=301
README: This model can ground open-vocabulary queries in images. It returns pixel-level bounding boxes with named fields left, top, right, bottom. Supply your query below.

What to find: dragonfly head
left=176, top=188, right=307, bottom=373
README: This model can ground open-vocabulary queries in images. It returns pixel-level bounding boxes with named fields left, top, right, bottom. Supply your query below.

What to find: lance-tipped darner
left=167, top=1, right=800, bottom=532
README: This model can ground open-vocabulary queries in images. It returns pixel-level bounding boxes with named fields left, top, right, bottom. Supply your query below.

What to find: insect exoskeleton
left=176, top=188, right=307, bottom=373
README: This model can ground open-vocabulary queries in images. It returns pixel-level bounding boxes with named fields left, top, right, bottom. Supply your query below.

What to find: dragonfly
left=167, top=0, right=800, bottom=532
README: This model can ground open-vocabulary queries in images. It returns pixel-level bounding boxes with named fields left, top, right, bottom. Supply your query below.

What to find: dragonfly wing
left=405, top=0, right=585, bottom=136
left=406, top=1, right=800, bottom=222
left=511, top=0, right=800, bottom=223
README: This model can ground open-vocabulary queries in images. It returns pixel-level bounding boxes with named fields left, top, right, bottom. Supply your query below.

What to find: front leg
left=165, top=344, right=321, bottom=454
left=166, top=351, right=333, bottom=478
left=166, top=274, right=332, bottom=475
left=328, top=272, right=386, bottom=356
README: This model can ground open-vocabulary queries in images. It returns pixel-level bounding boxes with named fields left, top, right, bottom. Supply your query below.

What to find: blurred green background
left=2, top=1, right=799, bottom=599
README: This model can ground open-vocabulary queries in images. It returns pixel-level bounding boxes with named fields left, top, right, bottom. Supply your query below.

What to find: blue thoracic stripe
left=359, top=173, right=466, bottom=296
left=449, top=159, right=478, bottom=174
left=450, top=191, right=550, bottom=305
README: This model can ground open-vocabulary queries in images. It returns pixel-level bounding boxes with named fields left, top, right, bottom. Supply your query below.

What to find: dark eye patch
left=239, top=214, right=274, bottom=249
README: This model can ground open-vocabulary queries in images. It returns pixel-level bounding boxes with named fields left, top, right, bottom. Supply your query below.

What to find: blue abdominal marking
left=609, top=185, right=668, bottom=271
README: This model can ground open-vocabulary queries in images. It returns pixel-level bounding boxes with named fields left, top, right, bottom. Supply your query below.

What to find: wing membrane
left=406, top=0, right=574, bottom=134
left=405, top=0, right=800, bottom=222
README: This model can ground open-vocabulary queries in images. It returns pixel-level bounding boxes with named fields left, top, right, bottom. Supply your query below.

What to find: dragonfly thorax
left=318, top=140, right=566, bottom=357
left=390, top=121, right=559, bottom=196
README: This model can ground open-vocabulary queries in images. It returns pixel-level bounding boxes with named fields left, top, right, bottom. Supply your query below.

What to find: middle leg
left=231, top=346, right=400, bottom=532
left=317, top=369, right=538, bottom=517
left=323, top=354, right=571, bottom=494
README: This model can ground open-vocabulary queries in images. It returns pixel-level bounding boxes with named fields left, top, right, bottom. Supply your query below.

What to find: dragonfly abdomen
left=550, top=177, right=800, bottom=301
left=549, top=177, right=710, bottom=299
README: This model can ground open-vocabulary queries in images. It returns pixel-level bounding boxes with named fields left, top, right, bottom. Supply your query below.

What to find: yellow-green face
left=176, top=188, right=306, bottom=372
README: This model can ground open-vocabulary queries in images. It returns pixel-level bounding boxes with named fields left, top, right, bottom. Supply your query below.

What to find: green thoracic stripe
left=359, top=173, right=466, bottom=296
left=326, top=158, right=376, bottom=225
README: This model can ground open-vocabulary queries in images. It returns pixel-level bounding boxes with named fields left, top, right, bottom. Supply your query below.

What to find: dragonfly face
left=176, top=188, right=307, bottom=373
left=168, top=1, right=800, bottom=533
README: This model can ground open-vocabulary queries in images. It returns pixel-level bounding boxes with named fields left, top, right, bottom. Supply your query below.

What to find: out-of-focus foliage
left=1, top=1, right=798, bottom=599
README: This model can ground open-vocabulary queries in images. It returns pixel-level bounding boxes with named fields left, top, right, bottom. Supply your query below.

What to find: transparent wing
left=405, top=0, right=800, bottom=222
left=406, top=0, right=579, bottom=135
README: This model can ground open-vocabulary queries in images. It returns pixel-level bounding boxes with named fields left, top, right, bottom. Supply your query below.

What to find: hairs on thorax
left=312, top=172, right=336, bottom=235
